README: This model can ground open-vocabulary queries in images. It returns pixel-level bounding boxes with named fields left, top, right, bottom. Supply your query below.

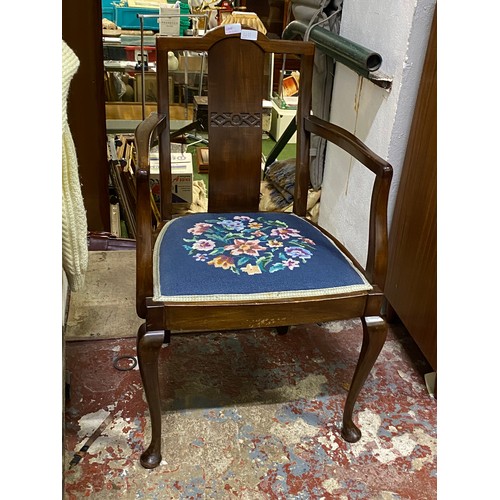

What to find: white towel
left=62, top=40, right=88, bottom=291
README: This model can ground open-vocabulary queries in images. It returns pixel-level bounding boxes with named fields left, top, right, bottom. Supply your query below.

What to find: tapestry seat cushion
left=153, top=212, right=372, bottom=302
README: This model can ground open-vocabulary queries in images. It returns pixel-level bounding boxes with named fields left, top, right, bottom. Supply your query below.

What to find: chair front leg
left=341, top=316, right=387, bottom=442
left=137, top=323, right=165, bottom=469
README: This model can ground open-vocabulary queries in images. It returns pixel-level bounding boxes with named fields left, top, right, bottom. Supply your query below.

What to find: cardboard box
left=150, top=152, right=193, bottom=206
left=177, top=54, right=208, bottom=72
left=159, top=3, right=180, bottom=36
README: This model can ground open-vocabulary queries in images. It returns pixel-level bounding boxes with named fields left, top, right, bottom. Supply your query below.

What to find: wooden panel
left=164, top=295, right=368, bottom=331
left=62, top=0, right=110, bottom=231
left=385, top=11, right=437, bottom=370
left=207, top=37, right=265, bottom=212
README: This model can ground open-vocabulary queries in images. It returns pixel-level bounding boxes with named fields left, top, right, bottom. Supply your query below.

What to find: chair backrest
left=154, top=27, right=315, bottom=218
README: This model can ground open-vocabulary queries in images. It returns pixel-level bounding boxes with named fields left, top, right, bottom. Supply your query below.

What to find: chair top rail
left=156, top=27, right=315, bottom=56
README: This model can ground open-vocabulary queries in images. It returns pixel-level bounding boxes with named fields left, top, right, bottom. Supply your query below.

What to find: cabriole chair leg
left=341, top=316, right=387, bottom=442
left=137, top=323, right=165, bottom=469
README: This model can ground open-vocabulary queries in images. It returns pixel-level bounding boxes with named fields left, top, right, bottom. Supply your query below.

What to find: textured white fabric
left=62, top=40, right=88, bottom=291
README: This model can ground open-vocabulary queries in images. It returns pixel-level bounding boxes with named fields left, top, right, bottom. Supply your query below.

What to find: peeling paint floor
left=63, top=320, right=436, bottom=499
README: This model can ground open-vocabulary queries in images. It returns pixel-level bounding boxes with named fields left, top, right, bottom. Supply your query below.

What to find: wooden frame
left=196, top=147, right=209, bottom=173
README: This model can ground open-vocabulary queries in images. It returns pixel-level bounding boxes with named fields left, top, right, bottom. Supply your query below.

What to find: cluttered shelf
left=102, top=1, right=317, bottom=238
left=101, top=0, right=301, bottom=120
left=102, top=0, right=207, bottom=122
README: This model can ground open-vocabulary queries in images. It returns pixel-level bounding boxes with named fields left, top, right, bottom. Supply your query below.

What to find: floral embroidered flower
left=267, top=239, right=283, bottom=248
left=187, top=223, right=213, bottom=235
left=303, top=238, right=316, bottom=246
left=217, top=219, right=245, bottom=231
left=282, top=258, right=300, bottom=270
left=208, top=255, right=235, bottom=270
left=284, top=246, right=313, bottom=260
left=224, top=239, right=266, bottom=256
left=184, top=216, right=317, bottom=276
left=241, top=264, right=262, bottom=275
left=270, top=227, right=302, bottom=240
left=192, top=239, right=215, bottom=251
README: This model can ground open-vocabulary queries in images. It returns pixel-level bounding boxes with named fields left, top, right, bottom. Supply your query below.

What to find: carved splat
left=210, top=112, right=261, bottom=128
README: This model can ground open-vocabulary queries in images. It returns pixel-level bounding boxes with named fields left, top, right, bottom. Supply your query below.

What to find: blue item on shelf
left=101, top=1, right=190, bottom=34
left=115, top=6, right=161, bottom=31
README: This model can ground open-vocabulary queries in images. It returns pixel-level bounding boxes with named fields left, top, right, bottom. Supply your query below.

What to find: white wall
left=318, top=0, right=436, bottom=266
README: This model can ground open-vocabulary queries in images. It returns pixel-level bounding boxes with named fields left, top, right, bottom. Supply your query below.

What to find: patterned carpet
left=63, top=319, right=436, bottom=499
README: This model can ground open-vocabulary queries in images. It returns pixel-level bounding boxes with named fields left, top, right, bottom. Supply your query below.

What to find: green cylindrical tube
left=282, top=20, right=382, bottom=76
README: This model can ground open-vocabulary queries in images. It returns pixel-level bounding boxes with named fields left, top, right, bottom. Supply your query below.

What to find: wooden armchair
left=134, top=27, right=392, bottom=469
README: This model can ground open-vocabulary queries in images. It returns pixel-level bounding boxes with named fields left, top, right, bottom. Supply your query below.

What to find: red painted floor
left=63, top=320, right=436, bottom=499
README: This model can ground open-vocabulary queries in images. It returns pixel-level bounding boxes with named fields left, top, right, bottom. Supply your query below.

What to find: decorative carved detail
left=210, top=112, right=261, bottom=128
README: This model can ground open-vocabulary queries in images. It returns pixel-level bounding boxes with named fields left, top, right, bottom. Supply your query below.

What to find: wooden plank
left=385, top=11, right=437, bottom=370
left=105, top=103, right=194, bottom=121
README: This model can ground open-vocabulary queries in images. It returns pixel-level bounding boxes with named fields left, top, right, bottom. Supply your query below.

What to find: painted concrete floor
left=63, top=320, right=436, bottom=499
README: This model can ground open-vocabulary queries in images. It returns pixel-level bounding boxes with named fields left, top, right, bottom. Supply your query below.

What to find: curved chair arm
left=134, top=112, right=167, bottom=318
left=304, top=115, right=393, bottom=289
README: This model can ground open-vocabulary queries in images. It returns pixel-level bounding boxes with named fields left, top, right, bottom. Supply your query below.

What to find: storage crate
left=114, top=6, right=161, bottom=31
left=102, top=7, right=115, bottom=21
left=102, top=0, right=115, bottom=21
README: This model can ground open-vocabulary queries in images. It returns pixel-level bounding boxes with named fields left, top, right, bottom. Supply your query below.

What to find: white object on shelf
left=270, top=100, right=297, bottom=143
left=150, top=152, right=193, bottom=206
left=159, top=3, right=181, bottom=36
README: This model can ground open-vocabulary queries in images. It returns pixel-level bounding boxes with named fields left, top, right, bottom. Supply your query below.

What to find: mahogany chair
left=134, top=27, right=392, bottom=469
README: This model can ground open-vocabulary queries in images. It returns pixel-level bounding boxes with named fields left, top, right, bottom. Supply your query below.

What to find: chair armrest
left=304, top=115, right=393, bottom=289
left=134, top=112, right=167, bottom=318
left=135, top=112, right=167, bottom=175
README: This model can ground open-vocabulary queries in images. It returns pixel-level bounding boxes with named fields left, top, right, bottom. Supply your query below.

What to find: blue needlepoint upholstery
left=153, top=212, right=372, bottom=302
